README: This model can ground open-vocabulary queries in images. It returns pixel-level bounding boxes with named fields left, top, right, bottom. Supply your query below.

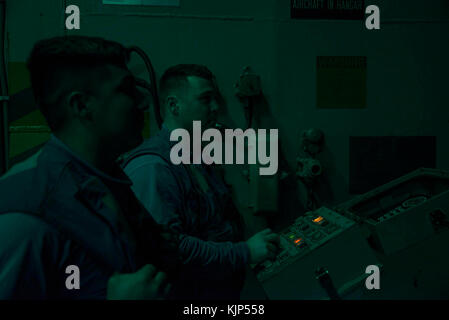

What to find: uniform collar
left=48, top=135, right=132, bottom=186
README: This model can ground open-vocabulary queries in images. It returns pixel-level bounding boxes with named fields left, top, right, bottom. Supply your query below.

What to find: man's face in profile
left=89, top=64, right=146, bottom=155
left=178, top=76, right=220, bottom=130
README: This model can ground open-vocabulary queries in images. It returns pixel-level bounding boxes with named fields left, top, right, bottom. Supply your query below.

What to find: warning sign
left=316, top=56, right=367, bottom=109
left=291, top=0, right=365, bottom=20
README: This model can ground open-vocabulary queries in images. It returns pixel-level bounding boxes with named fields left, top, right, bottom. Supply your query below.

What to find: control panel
left=256, top=207, right=355, bottom=282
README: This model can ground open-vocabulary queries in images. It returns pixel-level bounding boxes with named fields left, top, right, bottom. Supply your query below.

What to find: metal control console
left=256, top=207, right=379, bottom=299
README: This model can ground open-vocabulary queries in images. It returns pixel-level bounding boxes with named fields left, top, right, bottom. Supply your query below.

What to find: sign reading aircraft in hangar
left=291, top=0, right=365, bottom=20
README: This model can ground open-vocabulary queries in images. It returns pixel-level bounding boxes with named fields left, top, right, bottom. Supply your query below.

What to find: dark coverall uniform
left=123, top=125, right=249, bottom=300
left=0, top=135, right=178, bottom=299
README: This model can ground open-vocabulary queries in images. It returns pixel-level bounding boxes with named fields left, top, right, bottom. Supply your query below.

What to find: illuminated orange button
left=313, top=216, right=324, bottom=224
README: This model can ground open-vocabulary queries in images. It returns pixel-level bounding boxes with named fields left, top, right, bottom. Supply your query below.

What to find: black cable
left=127, top=46, right=162, bottom=129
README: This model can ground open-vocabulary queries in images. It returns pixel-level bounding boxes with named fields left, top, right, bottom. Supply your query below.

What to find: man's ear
left=67, top=91, right=91, bottom=119
left=166, top=96, right=180, bottom=116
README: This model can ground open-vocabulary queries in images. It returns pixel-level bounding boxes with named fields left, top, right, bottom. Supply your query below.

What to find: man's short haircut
left=27, top=36, right=130, bottom=132
left=159, top=64, right=217, bottom=105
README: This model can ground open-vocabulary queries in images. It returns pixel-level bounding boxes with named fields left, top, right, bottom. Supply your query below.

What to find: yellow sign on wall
left=316, top=56, right=367, bottom=109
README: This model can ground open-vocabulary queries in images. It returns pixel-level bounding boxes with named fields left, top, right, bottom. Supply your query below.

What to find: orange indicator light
left=313, top=216, right=324, bottom=224
left=294, top=238, right=302, bottom=244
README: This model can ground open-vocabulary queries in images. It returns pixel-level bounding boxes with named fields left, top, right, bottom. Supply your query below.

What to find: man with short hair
left=0, top=36, right=177, bottom=299
left=123, top=64, right=279, bottom=299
